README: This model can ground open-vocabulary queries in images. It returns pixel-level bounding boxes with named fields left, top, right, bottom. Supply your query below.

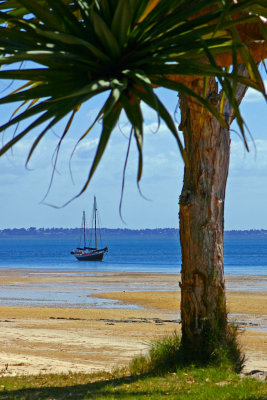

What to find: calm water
left=0, top=233, right=266, bottom=275
left=0, top=234, right=266, bottom=308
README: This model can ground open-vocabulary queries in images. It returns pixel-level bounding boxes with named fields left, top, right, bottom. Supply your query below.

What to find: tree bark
left=179, top=68, right=248, bottom=360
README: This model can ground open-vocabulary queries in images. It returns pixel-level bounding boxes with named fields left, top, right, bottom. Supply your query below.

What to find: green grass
left=129, top=328, right=245, bottom=375
left=129, top=331, right=182, bottom=374
left=0, top=367, right=266, bottom=399
left=0, top=333, right=266, bottom=399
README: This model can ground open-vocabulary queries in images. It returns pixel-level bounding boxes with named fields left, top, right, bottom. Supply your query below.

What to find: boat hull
left=76, top=252, right=104, bottom=261
left=72, top=247, right=108, bottom=261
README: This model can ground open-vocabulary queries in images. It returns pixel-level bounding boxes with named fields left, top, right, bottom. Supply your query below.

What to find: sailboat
left=71, top=197, right=108, bottom=261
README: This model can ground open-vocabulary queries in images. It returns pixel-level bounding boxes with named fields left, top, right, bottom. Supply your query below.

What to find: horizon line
left=1, top=227, right=267, bottom=232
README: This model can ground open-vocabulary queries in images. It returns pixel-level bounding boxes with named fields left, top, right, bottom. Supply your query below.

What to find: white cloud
left=141, top=103, right=159, bottom=122
left=230, top=138, right=267, bottom=176
left=243, top=80, right=267, bottom=103
left=74, top=138, right=99, bottom=159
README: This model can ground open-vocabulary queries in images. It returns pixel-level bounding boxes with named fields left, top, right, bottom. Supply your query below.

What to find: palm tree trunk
left=179, top=70, right=248, bottom=360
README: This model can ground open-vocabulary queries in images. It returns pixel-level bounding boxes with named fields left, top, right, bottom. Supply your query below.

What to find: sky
left=0, top=72, right=266, bottom=230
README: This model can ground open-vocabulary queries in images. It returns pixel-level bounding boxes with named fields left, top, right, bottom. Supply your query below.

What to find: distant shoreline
left=1, top=227, right=267, bottom=237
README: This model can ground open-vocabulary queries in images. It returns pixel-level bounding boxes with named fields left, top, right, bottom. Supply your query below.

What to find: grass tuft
left=130, top=325, right=245, bottom=376
left=130, top=331, right=182, bottom=375
left=209, top=323, right=246, bottom=372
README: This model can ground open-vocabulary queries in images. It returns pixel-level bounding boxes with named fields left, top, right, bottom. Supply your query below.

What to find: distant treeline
left=0, top=227, right=267, bottom=237
left=0, top=227, right=178, bottom=237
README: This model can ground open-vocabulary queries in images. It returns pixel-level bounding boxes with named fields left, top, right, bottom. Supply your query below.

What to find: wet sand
left=0, top=270, right=266, bottom=376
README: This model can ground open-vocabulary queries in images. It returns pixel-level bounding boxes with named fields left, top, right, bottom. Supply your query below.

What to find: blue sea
left=0, top=233, right=267, bottom=275
left=0, top=233, right=266, bottom=308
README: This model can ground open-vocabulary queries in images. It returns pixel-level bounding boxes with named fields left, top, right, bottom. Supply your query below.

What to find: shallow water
left=0, top=269, right=265, bottom=309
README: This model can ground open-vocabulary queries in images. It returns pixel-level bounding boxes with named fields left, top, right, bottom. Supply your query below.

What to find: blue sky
left=0, top=75, right=266, bottom=230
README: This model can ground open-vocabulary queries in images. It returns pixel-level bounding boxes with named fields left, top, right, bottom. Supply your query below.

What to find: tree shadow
left=0, top=373, right=157, bottom=400
left=0, top=372, right=266, bottom=400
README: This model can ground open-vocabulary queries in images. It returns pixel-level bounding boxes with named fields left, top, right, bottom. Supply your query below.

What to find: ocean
left=0, top=233, right=267, bottom=275
left=0, top=233, right=266, bottom=308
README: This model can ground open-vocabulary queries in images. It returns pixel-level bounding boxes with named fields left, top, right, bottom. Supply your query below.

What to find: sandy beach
left=0, top=270, right=266, bottom=376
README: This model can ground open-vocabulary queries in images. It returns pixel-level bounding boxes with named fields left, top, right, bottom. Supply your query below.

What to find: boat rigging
left=71, top=197, right=108, bottom=261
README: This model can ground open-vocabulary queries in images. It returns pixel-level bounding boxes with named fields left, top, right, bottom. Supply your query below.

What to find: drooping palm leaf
left=0, top=0, right=266, bottom=196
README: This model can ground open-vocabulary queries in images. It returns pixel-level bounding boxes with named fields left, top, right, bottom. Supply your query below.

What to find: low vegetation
left=0, top=367, right=266, bottom=400
left=130, top=326, right=245, bottom=374
left=0, top=332, right=266, bottom=400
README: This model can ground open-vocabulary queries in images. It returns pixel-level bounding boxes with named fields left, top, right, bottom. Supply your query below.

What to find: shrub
left=130, top=325, right=245, bottom=376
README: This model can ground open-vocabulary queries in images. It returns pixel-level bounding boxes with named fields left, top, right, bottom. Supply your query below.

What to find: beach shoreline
left=0, top=270, right=266, bottom=376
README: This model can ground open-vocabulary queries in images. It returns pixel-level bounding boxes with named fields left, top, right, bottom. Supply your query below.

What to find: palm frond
left=0, top=0, right=265, bottom=198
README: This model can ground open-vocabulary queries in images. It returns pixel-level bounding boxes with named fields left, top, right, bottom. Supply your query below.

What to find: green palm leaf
left=0, top=0, right=265, bottom=199
left=120, top=93, right=143, bottom=181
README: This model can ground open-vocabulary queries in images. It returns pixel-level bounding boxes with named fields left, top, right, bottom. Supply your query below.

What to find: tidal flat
left=0, top=269, right=266, bottom=376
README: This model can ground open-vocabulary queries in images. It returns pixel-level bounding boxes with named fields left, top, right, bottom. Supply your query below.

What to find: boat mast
left=83, top=211, right=86, bottom=248
left=94, top=196, right=97, bottom=249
